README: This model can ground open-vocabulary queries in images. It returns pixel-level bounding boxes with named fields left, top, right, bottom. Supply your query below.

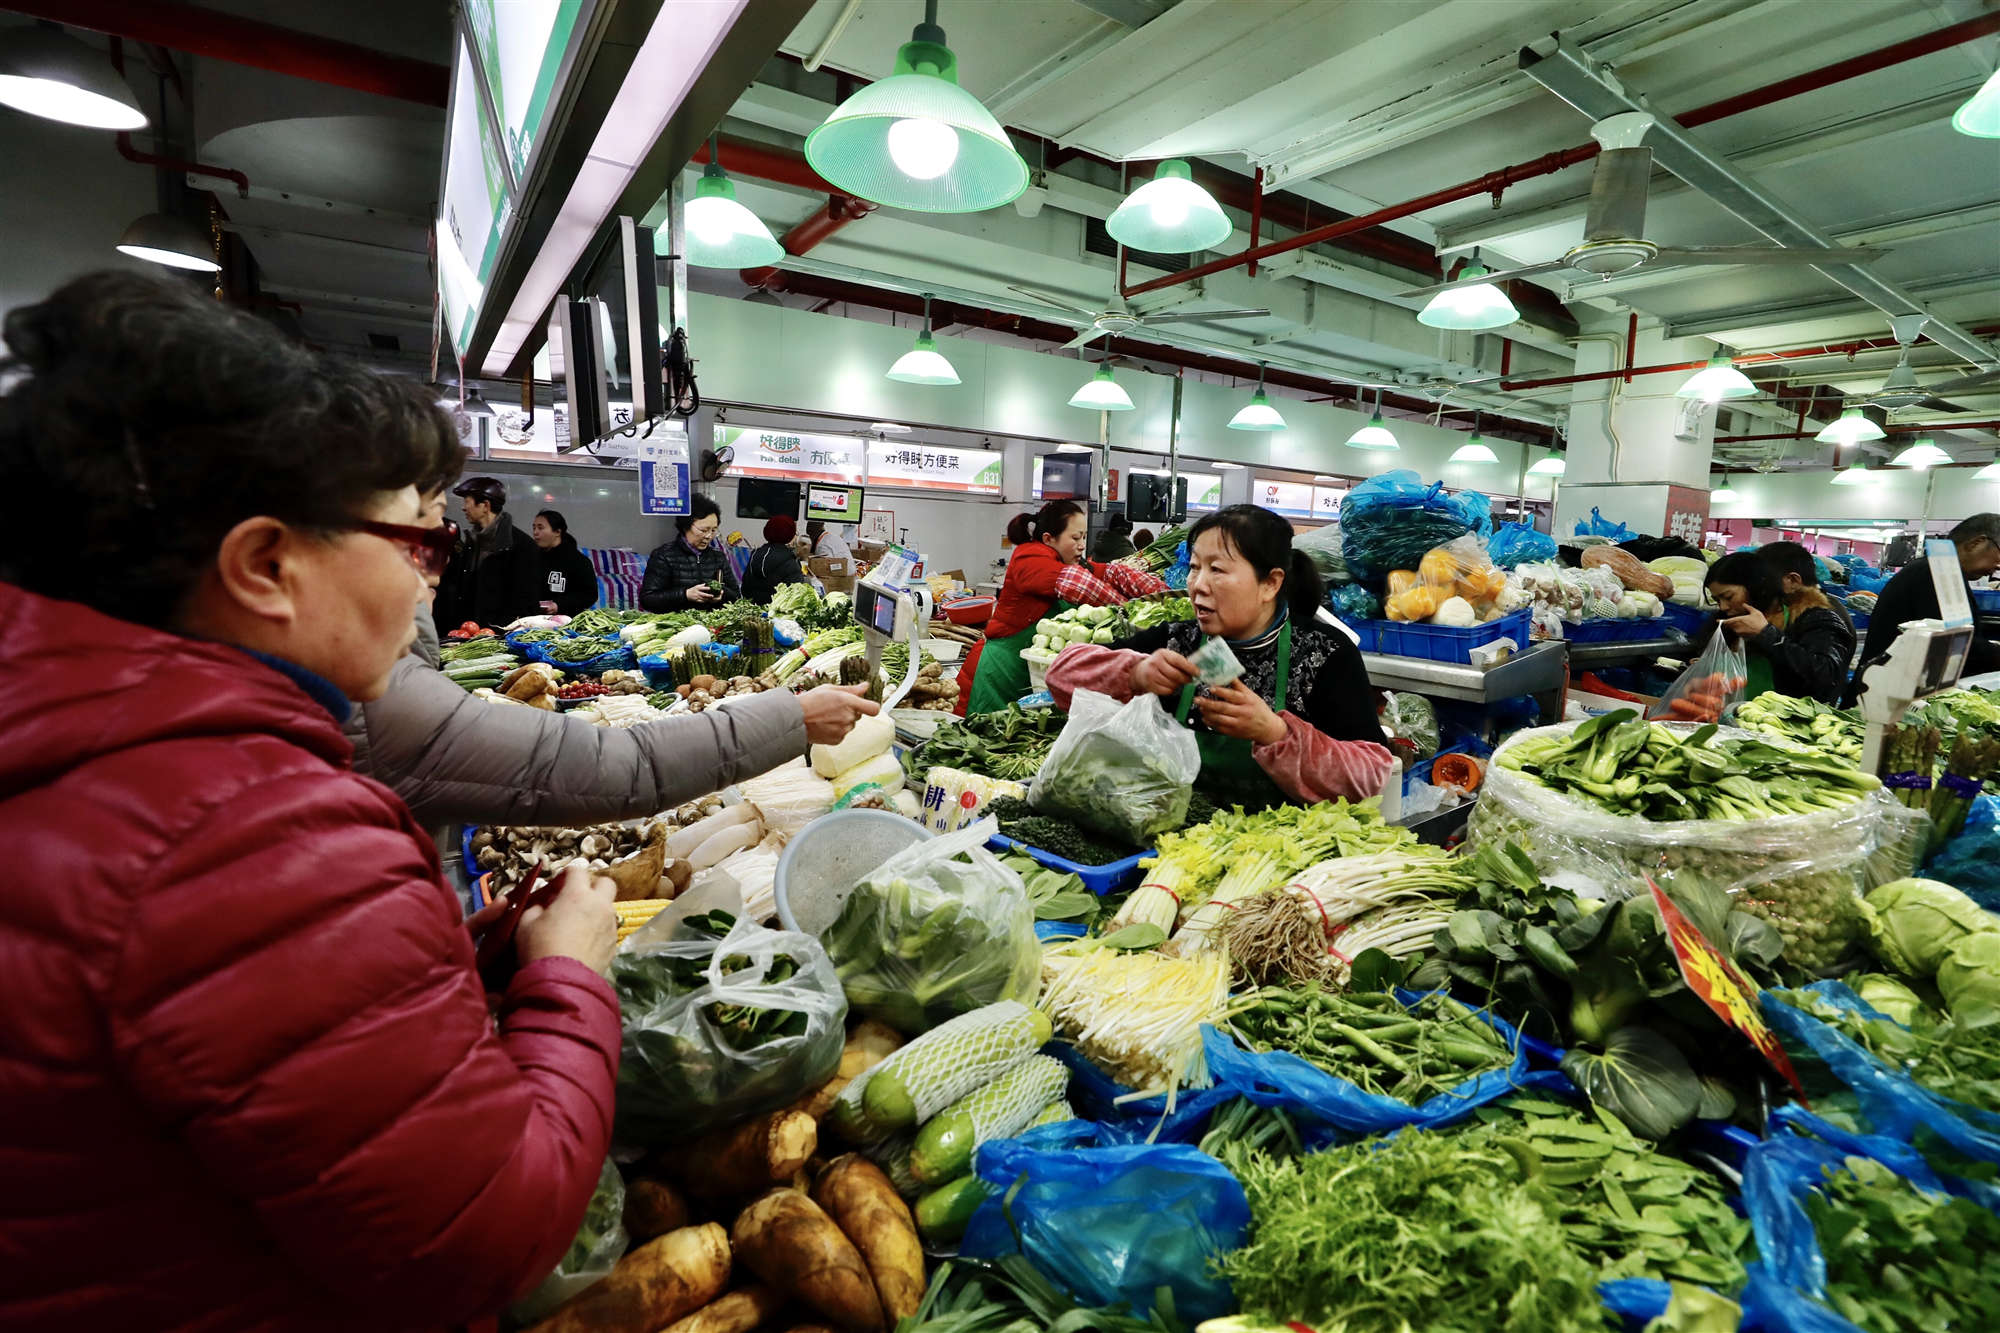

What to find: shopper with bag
left=1045, top=504, right=1395, bottom=808
left=1846, top=515, right=2000, bottom=703
left=0, top=271, right=624, bottom=1333
left=1685, top=550, right=1855, bottom=705
left=956, top=500, right=1167, bottom=716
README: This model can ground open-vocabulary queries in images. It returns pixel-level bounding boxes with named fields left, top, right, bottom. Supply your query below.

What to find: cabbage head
left=1863, top=878, right=1999, bottom=978
left=1850, top=973, right=1926, bottom=1027
left=1939, top=933, right=2000, bottom=1029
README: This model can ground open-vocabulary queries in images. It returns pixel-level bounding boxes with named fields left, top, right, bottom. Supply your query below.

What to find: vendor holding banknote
left=1045, top=504, right=1395, bottom=809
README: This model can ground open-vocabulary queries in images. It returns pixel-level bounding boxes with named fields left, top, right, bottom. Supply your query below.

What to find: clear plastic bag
left=1646, top=631, right=1748, bottom=724
left=1030, top=690, right=1199, bottom=846
left=1340, top=469, right=1492, bottom=586
left=1381, top=690, right=1440, bottom=758
left=504, top=1157, right=629, bottom=1328
left=958, top=1119, right=1250, bottom=1324
left=611, top=914, right=846, bottom=1144
left=1468, top=721, right=1906, bottom=974
left=1488, top=520, right=1558, bottom=569
left=820, top=817, right=1038, bottom=1035
left=1295, top=519, right=1347, bottom=580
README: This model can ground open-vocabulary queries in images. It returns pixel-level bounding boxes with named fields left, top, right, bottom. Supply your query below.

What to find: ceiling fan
left=1006, top=278, right=1268, bottom=352
left=1396, top=112, right=1889, bottom=302
left=1852, top=315, right=2000, bottom=414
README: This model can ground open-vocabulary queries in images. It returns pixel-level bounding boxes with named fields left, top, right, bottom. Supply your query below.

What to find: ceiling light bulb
left=1830, top=461, right=1875, bottom=486
left=1105, top=160, right=1232, bottom=253
left=1417, top=262, right=1519, bottom=331
left=886, top=116, right=958, bottom=179
left=1710, top=478, right=1738, bottom=501
left=681, top=166, right=783, bottom=267
left=1676, top=351, right=1759, bottom=402
left=114, top=212, right=219, bottom=272
left=1449, top=432, right=1497, bottom=463
left=1814, top=407, right=1885, bottom=445
left=886, top=331, right=959, bottom=385
left=1069, top=363, right=1134, bottom=411
left=1974, top=460, right=2000, bottom=480
left=1528, top=450, right=1567, bottom=476
left=1344, top=411, right=1399, bottom=451
left=1952, top=68, right=2000, bottom=138
left=1227, top=387, right=1285, bottom=432
left=0, top=27, right=147, bottom=130
left=1889, top=437, right=1952, bottom=468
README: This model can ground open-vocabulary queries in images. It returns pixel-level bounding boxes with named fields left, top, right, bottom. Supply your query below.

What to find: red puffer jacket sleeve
left=105, top=768, right=620, bottom=1330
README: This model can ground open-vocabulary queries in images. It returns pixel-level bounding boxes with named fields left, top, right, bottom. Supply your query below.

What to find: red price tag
left=1647, top=877, right=1805, bottom=1098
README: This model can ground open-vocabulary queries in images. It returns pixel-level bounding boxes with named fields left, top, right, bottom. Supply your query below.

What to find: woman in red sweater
left=957, top=499, right=1165, bottom=715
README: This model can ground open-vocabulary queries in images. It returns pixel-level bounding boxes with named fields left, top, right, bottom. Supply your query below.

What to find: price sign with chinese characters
left=865, top=442, right=1002, bottom=494
left=1648, top=878, right=1805, bottom=1096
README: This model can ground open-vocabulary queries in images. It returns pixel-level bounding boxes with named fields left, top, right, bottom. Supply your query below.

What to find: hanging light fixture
left=1344, top=390, right=1398, bottom=450
left=1528, top=450, right=1567, bottom=476
left=0, top=25, right=147, bottom=130
left=1106, top=160, right=1232, bottom=253
left=886, top=293, right=960, bottom=385
left=1069, top=343, right=1134, bottom=411
left=682, top=136, right=783, bottom=267
left=1814, top=407, right=1886, bottom=445
left=1830, top=458, right=1876, bottom=486
left=1676, top=350, right=1759, bottom=402
left=1449, top=413, right=1497, bottom=463
left=803, top=0, right=1028, bottom=213
left=1974, top=459, right=2000, bottom=480
left=1889, top=436, right=1952, bottom=468
left=1710, top=475, right=1739, bottom=502
left=1417, top=249, right=1519, bottom=330
left=1227, top=364, right=1285, bottom=431
left=1952, top=68, right=2000, bottom=138
left=115, top=212, right=219, bottom=272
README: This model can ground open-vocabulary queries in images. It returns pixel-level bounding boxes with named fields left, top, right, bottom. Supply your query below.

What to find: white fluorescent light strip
left=483, top=0, right=749, bottom=375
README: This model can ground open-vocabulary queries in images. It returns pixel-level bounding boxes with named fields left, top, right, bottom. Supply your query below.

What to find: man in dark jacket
left=742, top=514, right=808, bottom=605
left=435, top=476, right=545, bottom=628
left=1760, top=541, right=1854, bottom=638
left=1091, top=511, right=1136, bottom=562
left=1848, top=514, right=2000, bottom=702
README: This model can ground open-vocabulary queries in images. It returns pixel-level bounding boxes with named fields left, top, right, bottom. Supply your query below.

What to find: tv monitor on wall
left=806, top=483, right=865, bottom=523
left=737, top=477, right=801, bottom=520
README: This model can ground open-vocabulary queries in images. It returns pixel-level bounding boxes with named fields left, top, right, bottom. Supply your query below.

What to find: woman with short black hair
left=1048, top=503, right=1394, bottom=806
left=640, top=491, right=740, bottom=610
left=0, top=270, right=623, bottom=1330
left=530, top=507, right=600, bottom=615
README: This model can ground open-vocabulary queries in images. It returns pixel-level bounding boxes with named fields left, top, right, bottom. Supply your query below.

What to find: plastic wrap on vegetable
left=1646, top=632, right=1748, bottom=725
left=822, top=818, right=1039, bottom=1035
left=1030, top=690, right=1199, bottom=847
left=611, top=913, right=846, bottom=1145
left=1488, top=520, right=1558, bottom=569
left=1380, top=691, right=1440, bottom=759
left=1339, top=469, right=1492, bottom=587
left=1295, top=519, right=1348, bottom=580
left=958, top=1119, right=1250, bottom=1324
left=1469, top=720, right=1902, bottom=975
left=505, top=1157, right=629, bottom=1327
left=1326, top=582, right=1381, bottom=624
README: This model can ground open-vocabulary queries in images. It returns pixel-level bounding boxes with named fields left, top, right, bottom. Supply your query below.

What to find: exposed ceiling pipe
left=1494, top=324, right=2000, bottom=392
left=105, top=38, right=248, bottom=197
left=1715, top=419, right=2000, bottom=443
left=11, top=0, right=450, bottom=107
left=1121, top=10, right=2000, bottom=301
left=742, top=195, right=877, bottom=290
left=692, top=135, right=838, bottom=194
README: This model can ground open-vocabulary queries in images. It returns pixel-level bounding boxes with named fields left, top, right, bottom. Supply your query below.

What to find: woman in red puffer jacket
left=0, top=272, right=623, bottom=1333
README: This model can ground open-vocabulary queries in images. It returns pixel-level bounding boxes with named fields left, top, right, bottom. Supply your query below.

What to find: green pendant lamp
left=1344, top=389, right=1398, bottom=450
left=1069, top=342, right=1134, bottom=411
left=1418, top=250, right=1519, bottom=331
left=682, top=136, right=784, bottom=268
left=1107, top=160, right=1232, bottom=253
left=1830, top=456, right=1875, bottom=486
left=886, top=293, right=960, bottom=385
left=1889, top=435, right=1952, bottom=468
left=1227, top=363, right=1285, bottom=431
left=1814, top=407, right=1885, bottom=446
left=1676, top=350, right=1759, bottom=402
left=804, top=0, right=1028, bottom=213
left=1710, top=475, right=1738, bottom=502
left=1448, top=412, right=1497, bottom=462
left=1528, top=449, right=1566, bottom=476
left=1952, top=68, right=2000, bottom=138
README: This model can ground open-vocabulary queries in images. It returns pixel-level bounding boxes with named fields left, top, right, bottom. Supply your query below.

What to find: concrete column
left=1555, top=322, right=1719, bottom=543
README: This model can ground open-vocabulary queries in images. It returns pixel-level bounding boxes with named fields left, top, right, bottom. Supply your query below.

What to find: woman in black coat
left=640, top=493, right=740, bottom=612
left=742, top=514, right=808, bottom=606
left=529, top=510, right=600, bottom=616
left=1697, top=550, right=1854, bottom=705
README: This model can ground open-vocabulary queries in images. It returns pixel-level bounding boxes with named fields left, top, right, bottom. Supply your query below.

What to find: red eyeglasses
left=344, top=519, right=459, bottom=578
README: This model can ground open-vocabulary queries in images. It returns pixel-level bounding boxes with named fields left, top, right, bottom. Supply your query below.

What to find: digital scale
left=852, top=543, right=933, bottom=710
left=1855, top=539, right=1977, bottom=773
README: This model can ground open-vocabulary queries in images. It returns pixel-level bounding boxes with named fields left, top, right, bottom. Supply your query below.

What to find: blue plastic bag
left=959, top=1119, right=1248, bottom=1323
left=1489, top=520, right=1558, bottom=569
left=1339, top=470, right=1492, bottom=585
left=1163, top=540, right=1190, bottom=591
left=1326, top=582, right=1381, bottom=624
left=1927, top=794, right=2000, bottom=909
left=1574, top=507, right=1638, bottom=541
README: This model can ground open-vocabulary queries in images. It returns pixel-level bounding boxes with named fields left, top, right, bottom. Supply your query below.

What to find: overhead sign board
left=866, top=442, right=1003, bottom=494
left=718, top=426, right=867, bottom=484
left=461, top=0, right=585, bottom=182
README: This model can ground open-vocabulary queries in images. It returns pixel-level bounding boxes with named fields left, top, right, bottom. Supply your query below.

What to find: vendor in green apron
left=1046, top=504, right=1395, bottom=807
left=1693, top=549, right=1853, bottom=706
left=956, top=500, right=1166, bottom=716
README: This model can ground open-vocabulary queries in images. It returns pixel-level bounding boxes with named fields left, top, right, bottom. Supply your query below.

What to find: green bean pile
left=1227, top=987, right=1516, bottom=1104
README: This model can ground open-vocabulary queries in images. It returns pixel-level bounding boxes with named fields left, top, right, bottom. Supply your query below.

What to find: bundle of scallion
left=1037, top=936, right=1231, bottom=1094
left=1172, top=802, right=1416, bottom=949
left=1221, top=849, right=1469, bottom=988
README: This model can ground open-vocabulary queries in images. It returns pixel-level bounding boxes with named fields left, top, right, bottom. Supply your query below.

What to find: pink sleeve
left=1102, top=562, right=1169, bottom=598
left=1044, top=643, right=1144, bottom=710
left=1252, top=712, right=1397, bottom=804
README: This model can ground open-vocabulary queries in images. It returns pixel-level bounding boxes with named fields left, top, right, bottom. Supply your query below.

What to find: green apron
left=964, top=599, right=1071, bottom=715
left=1176, top=619, right=1293, bottom=811
left=1740, top=606, right=1790, bottom=700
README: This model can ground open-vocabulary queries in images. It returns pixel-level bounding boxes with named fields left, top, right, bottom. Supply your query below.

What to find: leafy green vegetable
left=1864, top=877, right=1999, bottom=978
left=1031, top=705, right=1192, bottom=847
left=1559, top=1027, right=1702, bottom=1141
left=1803, top=1155, right=2000, bottom=1333
left=1852, top=973, right=1927, bottom=1027
left=989, top=796, right=1137, bottom=864
left=1938, top=931, right=2000, bottom=1029
left=900, top=1255, right=1188, bottom=1333
left=905, top=705, right=1065, bottom=784
left=999, top=853, right=1101, bottom=924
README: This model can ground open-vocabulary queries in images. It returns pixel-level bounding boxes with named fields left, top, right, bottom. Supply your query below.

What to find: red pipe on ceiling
left=105, top=39, right=249, bottom=196
left=741, top=195, right=877, bottom=290
left=1121, top=10, right=2000, bottom=300
left=1494, top=324, right=2000, bottom=391
left=692, top=137, right=838, bottom=195
left=12, top=0, right=449, bottom=107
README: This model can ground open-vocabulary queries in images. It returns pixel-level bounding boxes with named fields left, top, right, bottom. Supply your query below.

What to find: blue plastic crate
left=1565, top=615, right=1669, bottom=644
left=986, top=833, right=1150, bottom=896
left=1368, top=607, right=1532, bottom=663
left=1658, top=600, right=1709, bottom=637
left=1336, top=617, right=1384, bottom=652
left=1973, top=587, right=2000, bottom=614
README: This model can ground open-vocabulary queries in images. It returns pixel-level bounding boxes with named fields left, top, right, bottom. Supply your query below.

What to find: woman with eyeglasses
left=0, top=271, right=627, bottom=1332
left=640, top=492, right=740, bottom=611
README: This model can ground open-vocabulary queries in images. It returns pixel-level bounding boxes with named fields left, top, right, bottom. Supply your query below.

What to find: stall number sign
left=865, top=443, right=1002, bottom=494
left=1648, top=878, right=1805, bottom=1097
left=718, top=426, right=865, bottom=483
